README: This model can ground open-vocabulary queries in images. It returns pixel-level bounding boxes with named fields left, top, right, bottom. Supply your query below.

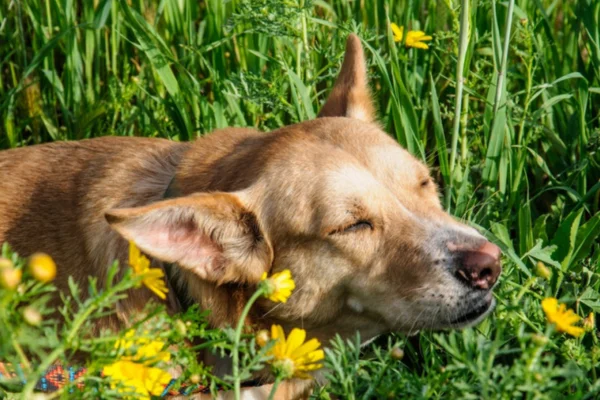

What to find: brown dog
left=0, top=34, right=500, bottom=398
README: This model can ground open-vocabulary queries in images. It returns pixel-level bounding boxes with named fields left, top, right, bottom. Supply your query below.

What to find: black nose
left=452, top=241, right=502, bottom=290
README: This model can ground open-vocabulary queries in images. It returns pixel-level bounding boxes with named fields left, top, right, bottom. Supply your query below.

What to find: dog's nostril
left=455, top=241, right=502, bottom=290
left=479, top=267, right=492, bottom=279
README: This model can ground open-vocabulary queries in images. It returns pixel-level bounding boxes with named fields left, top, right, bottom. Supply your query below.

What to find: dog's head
left=106, top=34, right=501, bottom=341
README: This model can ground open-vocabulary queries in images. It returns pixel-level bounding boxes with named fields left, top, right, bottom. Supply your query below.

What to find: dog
left=0, top=34, right=501, bottom=399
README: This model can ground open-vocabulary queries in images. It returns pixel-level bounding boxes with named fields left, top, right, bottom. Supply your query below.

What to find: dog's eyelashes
left=329, top=220, right=373, bottom=235
left=346, top=220, right=373, bottom=232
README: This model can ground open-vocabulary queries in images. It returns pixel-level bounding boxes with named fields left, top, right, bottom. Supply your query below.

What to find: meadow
left=1, top=0, right=600, bottom=398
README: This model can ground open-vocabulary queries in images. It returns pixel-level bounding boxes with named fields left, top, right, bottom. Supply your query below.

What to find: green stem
left=447, top=0, right=470, bottom=211
left=232, top=289, right=265, bottom=400
left=11, top=335, right=30, bottom=371
left=267, top=377, right=282, bottom=400
left=492, top=0, right=515, bottom=117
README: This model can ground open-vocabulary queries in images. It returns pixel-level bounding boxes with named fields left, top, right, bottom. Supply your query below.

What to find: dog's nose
left=454, top=241, right=501, bottom=290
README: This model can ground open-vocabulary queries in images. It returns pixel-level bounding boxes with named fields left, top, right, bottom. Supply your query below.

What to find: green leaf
left=570, top=213, right=600, bottom=271
left=430, top=74, right=449, bottom=186
left=551, top=208, right=584, bottom=271
left=523, top=239, right=561, bottom=269
left=579, top=287, right=600, bottom=312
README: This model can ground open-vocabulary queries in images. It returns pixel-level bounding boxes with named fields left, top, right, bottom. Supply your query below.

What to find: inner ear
left=318, top=33, right=376, bottom=122
left=105, top=193, right=272, bottom=284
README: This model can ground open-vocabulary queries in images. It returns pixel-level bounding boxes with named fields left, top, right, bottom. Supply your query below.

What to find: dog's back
left=0, top=137, right=185, bottom=290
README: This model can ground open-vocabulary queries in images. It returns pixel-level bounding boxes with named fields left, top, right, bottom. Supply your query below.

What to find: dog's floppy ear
left=105, top=193, right=272, bottom=284
left=318, top=33, right=375, bottom=122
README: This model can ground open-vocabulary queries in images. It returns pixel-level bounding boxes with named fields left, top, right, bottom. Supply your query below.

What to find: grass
left=1, top=0, right=600, bottom=398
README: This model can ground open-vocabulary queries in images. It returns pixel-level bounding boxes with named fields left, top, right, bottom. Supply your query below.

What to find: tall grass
left=1, top=0, right=600, bottom=397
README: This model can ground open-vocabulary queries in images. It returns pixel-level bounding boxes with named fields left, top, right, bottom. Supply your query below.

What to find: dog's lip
left=449, top=293, right=494, bottom=325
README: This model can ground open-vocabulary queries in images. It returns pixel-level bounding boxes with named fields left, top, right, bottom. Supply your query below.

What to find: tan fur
left=0, top=34, right=500, bottom=399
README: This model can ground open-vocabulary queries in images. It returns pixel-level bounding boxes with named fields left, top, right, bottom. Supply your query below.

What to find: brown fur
left=0, top=34, right=500, bottom=399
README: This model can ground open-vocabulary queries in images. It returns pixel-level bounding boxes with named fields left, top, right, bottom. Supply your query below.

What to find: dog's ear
left=105, top=193, right=272, bottom=284
left=318, top=33, right=375, bottom=122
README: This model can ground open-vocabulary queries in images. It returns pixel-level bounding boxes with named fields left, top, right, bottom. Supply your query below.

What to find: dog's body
left=0, top=35, right=501, bottom=399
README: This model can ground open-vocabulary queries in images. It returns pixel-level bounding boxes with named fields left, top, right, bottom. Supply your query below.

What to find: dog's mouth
left=449, top=294, right=495, bottom=326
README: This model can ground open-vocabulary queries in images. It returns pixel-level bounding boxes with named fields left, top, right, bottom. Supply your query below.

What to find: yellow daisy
left=103, top=360, right=171, bottom=399
left=542, top=297, right=584, bottom=337
left=129, top=242, right=168, bottom=300
left=116, top=330, right=171, bottom=364
left=405, top=30, right=432, bottom=49
left=260, top=269, right=295, bottom=303
left=267, top=324, right=324, bottom=379
left=390, top=22, right=432, bottom=50
left=103, top=331, right=172, bottom=399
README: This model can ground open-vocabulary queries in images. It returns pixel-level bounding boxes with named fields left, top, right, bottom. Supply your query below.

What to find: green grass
left=1, top=0, right=600, bottom=398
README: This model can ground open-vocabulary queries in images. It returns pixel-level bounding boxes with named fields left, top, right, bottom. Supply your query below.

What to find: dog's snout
left=453, top=241, right=501, bottom=290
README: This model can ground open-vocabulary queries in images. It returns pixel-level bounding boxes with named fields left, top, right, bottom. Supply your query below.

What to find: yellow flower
left=542, top=297, right=584, bottom=337
left=405, top=30, right=432, bottom=49
left=102, top=330, right=172, bottom=399
left=260, top=269, right=295, bottom=303
left=267, top=325, right=324, bottom=379
left=116, top=330, right=171, bottom=364
left=129, top=242, right=168, bottom=300
left=28, top=253, right=56, bottom=283
left=390, top=23, right=432, bottom=49
left=102, top=360, right=171, bottom=399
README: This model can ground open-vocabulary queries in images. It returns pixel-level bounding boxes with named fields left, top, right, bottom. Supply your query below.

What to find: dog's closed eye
left=330, top=220, right=373, bottom=235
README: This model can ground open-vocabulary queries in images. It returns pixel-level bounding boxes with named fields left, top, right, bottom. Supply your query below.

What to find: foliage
left=1, top=0, right=600, bottom=398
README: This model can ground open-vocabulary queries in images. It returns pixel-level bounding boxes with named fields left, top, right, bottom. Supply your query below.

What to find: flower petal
left=408, top=30, right=426, bottom=38
left=390, top=23, right=404, bottom=42
left=542, top=298, right=558, bottom=314
left=285, top=328, right=306, bottom=356
left=290, top=338, right=322, bottom=359
left=409, top=42, right=429, bottom=50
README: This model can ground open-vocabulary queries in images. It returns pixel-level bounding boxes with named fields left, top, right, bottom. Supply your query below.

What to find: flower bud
left=28, top=253, right=56, bottom=283
left=175, top=320, right=187, bottom=336
left=535, top=262, right=551, bottom=279
left=0, top=257, right=13, bottom=270
left=23, top=306, right=42, bottom=326
left=0, top=267, right=22, bottom=290
left=532, top=334, right=549, bottom=346
left=190, top=374, right=201, bottom=384
left=256, top=329, right=270, bottom=347
left=390, top=346, right=404, bottom=360
left=583, top=313, right=595, bottom=332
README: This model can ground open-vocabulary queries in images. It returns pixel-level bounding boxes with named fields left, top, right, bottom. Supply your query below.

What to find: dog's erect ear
left=105, top=193, right=272, bottom=284
left=318, top=33, right=375, bottom=122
